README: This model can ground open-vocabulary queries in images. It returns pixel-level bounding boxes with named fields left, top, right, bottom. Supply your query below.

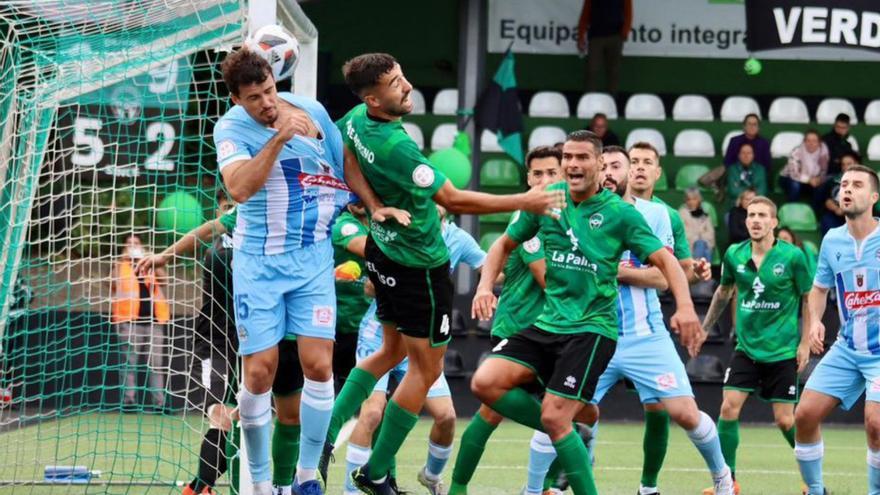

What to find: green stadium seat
left=480, top=159, right=522, bottom=187
left=654, top=170, right=669, bottom=191
left=701, top=201, right=719, bottom=228
left=803, top=239, right=819, bottom=258
left=480, top=232, right=502, bottom=251
left=778, top=203, right=818, bottom=231
left=674, top=164, right=711, bottom=191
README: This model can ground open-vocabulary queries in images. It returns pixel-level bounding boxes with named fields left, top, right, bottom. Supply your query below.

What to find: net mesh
left=0, top=1, right=252, bottom=492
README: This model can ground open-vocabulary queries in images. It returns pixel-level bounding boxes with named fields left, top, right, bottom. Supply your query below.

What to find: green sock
left=489, top=388, right=544, bottom=432
left=717, top=418, right=740, bottom=475
left=449, top=413, right=498, bottom=492
left=781, top=425, right=796, bottom=448
left=326, top=368, right=378, bottom=444
left=553, top=430, right=598, bottom=495
left=544, top=458, right=562, bottom=490
left=641, top=410, right=670, bottom=488
left=369, top=415, right=397, bottom=477
left=271, top=421, right=301, bottom=486
left=226, top=421, right=240, bottom=495
left=366, top=400, right=418, bottom=480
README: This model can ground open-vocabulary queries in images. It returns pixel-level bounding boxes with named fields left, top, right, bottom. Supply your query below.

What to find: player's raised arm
left=701, top=283, right=734, bottom=334
left=136, top=218, right=229, bottom=275
left=617, top=263, right=668, bottom=291
left=472, top=233, right=519, bottom=321
left=433, top=180, right=564, bottom=217
left=806, top=285, right=829, bottom=354
left=647, top=247, right=702, bottom=352
left=342, top=146, right=412, bottom=226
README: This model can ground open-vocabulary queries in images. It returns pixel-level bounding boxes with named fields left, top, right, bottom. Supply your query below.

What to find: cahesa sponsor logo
left=844, top=291, right=880, bottom=310
left=299, top=173, right=351, bottom=191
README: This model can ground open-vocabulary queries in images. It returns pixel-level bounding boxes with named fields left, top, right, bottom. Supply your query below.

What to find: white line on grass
left=390, top=463, right=863, bottom=477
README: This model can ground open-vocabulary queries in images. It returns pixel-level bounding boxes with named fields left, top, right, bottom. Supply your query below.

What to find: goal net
left=0, top=1, right=315, bottom=493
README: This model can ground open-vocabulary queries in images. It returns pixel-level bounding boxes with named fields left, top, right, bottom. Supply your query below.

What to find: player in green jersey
left=470, top=131, right=707, bottom=495
left=700, top=196, right=812, bottom=494
left=324, top=53, right=564, bottom=494
left=448, top=145, right=562, bottom=495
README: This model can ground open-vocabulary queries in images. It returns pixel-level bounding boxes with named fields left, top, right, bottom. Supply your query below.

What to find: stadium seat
left=869, top=135, right=880, bottom=161
left=702, top=201, right=719, bottom=227
left=675, top=164, right=711, bottom=190
left=444, top=349, right=466, bottom=377
left=816, top=98, right=858, bottom=124
left=528, top=126, right=566, bottom=149
left=528, top=91, right=570, bottom=117
left=685, top=355, right=726, bottom=383
left=432, top=88, right=459, bottom=115
left=480, top=129, right=503, bottom=152
left=847, top=135, right=859, bottom=152
left=768, top=97, right=810, bottom=124
left=450, top=308, right=468, bottom=336
left=771, top=131, right=804, bottom=158
left=409, top=88, right=426, bottom=115
left=624, top=93, right=666, bottom=120
left=480, top=158, right=522, bottom=187
left=576, top=92, right=618, bottom=119
left=804, top=240, right=819, bottom=258
left=865, top=100, right=880, bottom=125
left=721, top=130, right=740, bottom=156
left=625, top=128, right=667, bottom=156
left=720, top=96, right=761, bottom=122
left=778, top=203, right=818, bottom=231
left=480, top=232, right=502, bottom=252
left=672, top=95, right=713, bottom=122
left=673, top=129, right=715, bottom=157
left=402, top=122, right=424, bottom=149
left=430, top=123, right=458, bottom=150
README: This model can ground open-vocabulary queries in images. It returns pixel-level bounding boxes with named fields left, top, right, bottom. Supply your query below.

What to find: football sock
left=367, top=399, right=418, bottom=482
left=326, top=368, right=377, bottom=445
left=868, top=448, right=880, bottom=494
left=717, top=418, right=740, bottom=475
left=641, top=410, right=669, bottom=488
left=344, top=443, right=371, bottom=494
left=553, top=430, right=598, bottom=495
left=271, top=420, right=300, bottom=487
left=781, top=425, right=796, bottom=449
left=489, top=388, right=544, bottom=432
left=526, top=431, right=558, bottom=494
left=795, top=440, right=824, bottom=495
left=686, top=411, right=727, bottom=476
left=296, top=378, right=334, bottom=484
left=425, top=440, right=453, bottom=478
left=189, top=428, right=227, bottom=492
left=238, top=387, right=272, bottom=483
left=449, top=413, right=498, bottom=492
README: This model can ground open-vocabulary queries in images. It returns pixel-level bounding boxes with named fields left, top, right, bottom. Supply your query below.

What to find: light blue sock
left=344, top=443, right=371, bottom=494
left=238, top=387, right=273, bottom=483
left=526, top=431, right=557, bottom=494
left=426, top=440, right=454, bottom=478
left=686, top=411, right=727, bottom=475
left=296, top=377, right=335, bottom=484
left=868, top=448, right=880, bottom=495
left=795, top=440, right=824, bottom=495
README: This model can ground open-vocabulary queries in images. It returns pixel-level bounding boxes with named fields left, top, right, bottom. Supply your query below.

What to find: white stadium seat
left=816, top=98, right=858, bottom=124
left=528, top=126, right=567, bottom=150
left=771, top=131, right=804, bottom=158
left=673, top=129, right=716, bottom=157
left=409, top=89, right=426, bottom=115
left=529, top=91, right=570, bottom=117
left=480, top=129, right=503, bottom=153
left=624, top=93, right=666, bottom=120
left=576, top=92, right=618, bottom=119
left=430, top=123, right=458, bottom=150
left=768, top=97, right=810, bottom=124
left=402, top=122, right=424, bottom=149
left=672, top=95, right=714, bottom=122
left=849, top=135, right=860, bottom=152
left=720, top=96, right=761, bottom=122
left=721, top=130, right=740, bottom=156
left=625, top=128, right=667, bottom=156
left=868, top=135, right=880, bottom=161
left=864, top=100, right=880, bottom=125
left=432, top=88, right=458, bottom=116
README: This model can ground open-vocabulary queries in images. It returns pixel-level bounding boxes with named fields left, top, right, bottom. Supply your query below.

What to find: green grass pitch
left=0, top=413, right=870, bottom=494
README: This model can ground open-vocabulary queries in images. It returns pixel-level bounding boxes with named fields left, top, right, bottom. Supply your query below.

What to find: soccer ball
left=245, top=24, right=299, bottom=81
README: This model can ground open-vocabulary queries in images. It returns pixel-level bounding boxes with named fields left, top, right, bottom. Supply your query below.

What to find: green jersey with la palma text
left=491, top=214, right=546, bottom=340
left=720, top=239, right=812, bottom=362
left=337, top=104, right=448, bottom=269
left=506, top=184, right=664, bottom=339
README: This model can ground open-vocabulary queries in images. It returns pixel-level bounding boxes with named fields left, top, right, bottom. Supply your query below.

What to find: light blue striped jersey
left=617, top=197, right=675, bottom=338
left=814, top=222, right=880, bottom=355
left=213, top=92, right=349, bottom=255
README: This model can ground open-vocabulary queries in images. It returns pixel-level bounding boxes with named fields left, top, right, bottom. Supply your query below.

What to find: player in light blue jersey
left=795, top=165, right=880, bottom=495
left=215, top=49, right=352, bottom=495
left=342, top=206, right=485, bottom=495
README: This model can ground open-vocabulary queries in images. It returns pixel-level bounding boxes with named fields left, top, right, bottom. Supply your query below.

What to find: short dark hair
left=525, top=145, right=562, bottom=170
left=738, top=141, right=754, bottom=152
left=835, top=113, right=851, bottom=124
left=221, top=49, right=272, bottom=96
left=844, top=164, right=880, bottom=193
left=841, top=150, right=862, bottom=164
left=602, top=145, right=629, bottom=162
left=565, top=130, right=602, bottom=155
left=591, top=112, right=608, bottom=121
left=743, top=113, right=760, bottom=124
left=628, top=141, right=660, bottom=161
left=342, top=53, right=398, bottom=97
left=804, top=129, right=821, bottom=141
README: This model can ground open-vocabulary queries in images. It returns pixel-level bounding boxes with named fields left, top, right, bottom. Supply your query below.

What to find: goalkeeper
left=136, top=191, right=305, bottom=495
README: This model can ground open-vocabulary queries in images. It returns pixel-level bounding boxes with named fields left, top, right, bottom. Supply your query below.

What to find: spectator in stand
left=679, top=187, right=715, bottom=262
left=577, top=0, right=632, bottom=94
left=586, top=112, right=620, bottom=147
left=727, top=188, right=756, bottom=245
left=823, top=112, right=854, bottom=176
left=778, top=129, right=829, bottom=203
left=111, top=234, right=169, bottom=411
left=777, top=227, right=817, bottom=278
left=725, top=142, right=767, bottom=208
left=817, top=151, right=860, bottom=235
left=723, top=113, right=772, bottom=171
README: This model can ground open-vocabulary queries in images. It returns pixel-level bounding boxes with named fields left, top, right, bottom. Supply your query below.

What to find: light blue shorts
left=591, top=332, right=693, bottom=404
left=233, top=240, right=336, bottom=356
left=805, top=340, right=880, bottom=410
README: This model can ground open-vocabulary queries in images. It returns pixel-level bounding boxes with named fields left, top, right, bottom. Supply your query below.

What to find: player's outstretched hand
left=808, top=320, right=826, bottom=355
left=796, top=342, right=811, bottom=373
left=372, top=207, right=412, bottom=227
left=472, top=286, right=498, bottom=321
left=521, top=183, right=565, bottom=219
left=694, top=257, right=712, bottom=282
left=135, top=254, right=169, bottom=276
left=670, top=307, right=703, bottom=355
left=272, top=112, right=311, bottom=141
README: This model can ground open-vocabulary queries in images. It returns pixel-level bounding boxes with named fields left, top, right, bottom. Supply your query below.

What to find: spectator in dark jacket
left=727, top=189, right=756, bottom=245
left=823, top=112, right=854, bottom=176
left=725, top=142, right=767, bottom=208
left=586, top=113, right=620, bottom=147
left=723, top=113, right=772, bottom=171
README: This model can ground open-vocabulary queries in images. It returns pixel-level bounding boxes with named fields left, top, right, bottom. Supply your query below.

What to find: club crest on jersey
left=412, top=164, right=435, bottom=188
left=341, top=223, right=360, bottom=237
left=589, top=213, right=604, bottom=229
left=857, top=273, right=865, bottom=288
left=312, top=306, right=334, bottom=327
left=773, top=263, right=784, bottom=277
left=237, top=325, right=248, bottom=341
left=523, top=237, right=541, bottom=254
left=655, top=372, right=678, bottom=391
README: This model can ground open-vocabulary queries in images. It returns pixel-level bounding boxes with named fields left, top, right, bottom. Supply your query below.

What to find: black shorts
left=333, top=332, right=359, bottom=384
left=491, top=326, right=617, bottom=403
left=191, top=336, right=239, bottom=411
left=365, top=236, right=453, bottom=346
left=273, top=338, right=305, bottom=397
left=723, top=350, right=799, bottom=403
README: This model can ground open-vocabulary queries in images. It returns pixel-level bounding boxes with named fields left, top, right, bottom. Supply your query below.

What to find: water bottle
left=44, top=465, right=101, bottom=484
